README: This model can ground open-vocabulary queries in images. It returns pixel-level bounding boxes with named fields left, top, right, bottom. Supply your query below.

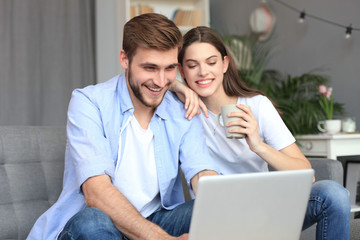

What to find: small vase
left=317, top=119, right=341, bottom=134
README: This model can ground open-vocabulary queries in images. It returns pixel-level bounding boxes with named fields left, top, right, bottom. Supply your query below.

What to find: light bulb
left=345, top=25, right=352, bottom=39
left=298, top=11, right=306, bottom=23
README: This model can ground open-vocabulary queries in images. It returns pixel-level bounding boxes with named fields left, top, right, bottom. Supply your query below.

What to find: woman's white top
left=200, top=95, right=295, bottom=174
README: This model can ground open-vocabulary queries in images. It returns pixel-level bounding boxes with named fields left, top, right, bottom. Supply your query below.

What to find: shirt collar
left=154, top=92, right=172, bottom=120
left=117, top=73, right=134, bottom=115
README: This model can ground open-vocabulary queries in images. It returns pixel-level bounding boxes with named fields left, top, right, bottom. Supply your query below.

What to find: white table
left=295, top=133, right=360, bottom=212
left=295, top=133, right=360, bottom=160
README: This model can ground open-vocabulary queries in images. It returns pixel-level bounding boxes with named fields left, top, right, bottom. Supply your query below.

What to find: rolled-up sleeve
left=67, top=89, right=115, bottom=191
left=179, top=116, right=219, bottom=185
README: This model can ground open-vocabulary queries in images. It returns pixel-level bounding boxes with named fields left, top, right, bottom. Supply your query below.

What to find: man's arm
left=82, top=174, right=186, bottom=240
left=190, top=170, right=218, bottom=196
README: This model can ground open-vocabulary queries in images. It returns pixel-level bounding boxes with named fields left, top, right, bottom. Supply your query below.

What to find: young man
left=27, top=13, right=218, bottom=240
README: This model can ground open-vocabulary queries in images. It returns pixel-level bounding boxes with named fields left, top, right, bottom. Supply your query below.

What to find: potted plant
left=317, top=84, right=342, bottom=134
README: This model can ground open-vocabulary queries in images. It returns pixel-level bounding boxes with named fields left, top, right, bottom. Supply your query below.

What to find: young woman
left=172, top=26, right=350, bottom=239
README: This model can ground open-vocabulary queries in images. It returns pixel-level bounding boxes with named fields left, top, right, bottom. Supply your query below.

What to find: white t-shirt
left=200, top=95, right=295, bottom=174
left=113, top=117, right=160, bottom=218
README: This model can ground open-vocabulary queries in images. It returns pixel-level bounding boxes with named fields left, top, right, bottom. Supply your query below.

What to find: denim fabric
left=58, top=200, right=194, bottom=240
left=147, top=200, right=193, bottom=236
left=58, top=208, right=122, bottom=240
left=302, top=180, right=350, bottom=240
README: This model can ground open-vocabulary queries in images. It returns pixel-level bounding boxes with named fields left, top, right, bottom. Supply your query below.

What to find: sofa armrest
left=308, top=158, right=343, bottom=185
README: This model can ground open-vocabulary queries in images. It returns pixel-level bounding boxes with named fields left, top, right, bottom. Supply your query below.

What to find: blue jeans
left=302, top=180, right=351, bottom=240
left=58, top=200, right=194, bottom=240
left=59, top=181, right=350, bottom=240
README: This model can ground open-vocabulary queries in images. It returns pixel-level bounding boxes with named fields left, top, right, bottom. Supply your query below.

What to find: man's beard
left=127, top=67, right=167, bottom=109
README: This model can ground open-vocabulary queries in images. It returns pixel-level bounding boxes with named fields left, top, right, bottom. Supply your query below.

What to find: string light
left=345, top=25, right=352, bottom=39
left=298, top=10, right=306, bottom=23
left=271, top=0, right=360, bottom=39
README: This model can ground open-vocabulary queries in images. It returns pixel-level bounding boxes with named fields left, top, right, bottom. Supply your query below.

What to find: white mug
left=217, top=104, right=245, bottom=139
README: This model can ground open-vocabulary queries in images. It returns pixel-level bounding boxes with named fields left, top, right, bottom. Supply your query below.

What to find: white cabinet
left=296, top=133, right=360, bottom=160
left=125, top=0, right=210, bottom=33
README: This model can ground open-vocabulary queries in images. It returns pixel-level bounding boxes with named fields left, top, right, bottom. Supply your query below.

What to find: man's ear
left=120, top=50, right=129, bottom=70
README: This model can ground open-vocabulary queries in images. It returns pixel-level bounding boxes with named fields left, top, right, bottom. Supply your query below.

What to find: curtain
left=0, top=0, right=96, bottom=125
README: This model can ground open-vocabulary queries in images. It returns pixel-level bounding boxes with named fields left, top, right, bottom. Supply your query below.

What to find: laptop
left=188, top=169, right=314, bottom=240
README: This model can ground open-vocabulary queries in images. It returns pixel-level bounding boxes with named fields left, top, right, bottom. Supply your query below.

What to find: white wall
left=210, top=0, right=360, bottom=130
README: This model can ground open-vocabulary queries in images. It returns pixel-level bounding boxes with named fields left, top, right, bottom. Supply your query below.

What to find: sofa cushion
left=0, top=126, right=66, bottom=239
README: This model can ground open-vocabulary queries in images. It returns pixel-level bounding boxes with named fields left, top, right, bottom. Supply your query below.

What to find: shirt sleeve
left=257, top=97, right=296, bottom=150
left=179, top=115, right=220, bottom=185
left=66, top=89, right=115, bottom=191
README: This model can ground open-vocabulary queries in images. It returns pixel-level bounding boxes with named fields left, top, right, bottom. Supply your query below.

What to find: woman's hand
left=169, top=80, right=209, bottom=120
left=226, top=104, right=264, bottom=153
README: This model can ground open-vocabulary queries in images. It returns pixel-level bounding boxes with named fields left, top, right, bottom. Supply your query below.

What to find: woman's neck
left=201, top=89, right=238, bottom=115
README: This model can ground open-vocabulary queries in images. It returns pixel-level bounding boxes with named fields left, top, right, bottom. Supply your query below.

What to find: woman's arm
left=253, top=142, right=311, bottom=171
left=227, top=104, right=311, bottom=171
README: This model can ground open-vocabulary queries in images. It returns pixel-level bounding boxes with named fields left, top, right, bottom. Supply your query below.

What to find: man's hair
left=123, top=13, right=183, bottom=63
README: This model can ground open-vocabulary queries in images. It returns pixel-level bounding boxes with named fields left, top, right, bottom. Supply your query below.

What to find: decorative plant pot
left=317, top=119, right=341, bottom=134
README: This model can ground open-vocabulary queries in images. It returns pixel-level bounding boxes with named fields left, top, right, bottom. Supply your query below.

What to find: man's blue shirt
left=27, top=74, right=217, bottom=239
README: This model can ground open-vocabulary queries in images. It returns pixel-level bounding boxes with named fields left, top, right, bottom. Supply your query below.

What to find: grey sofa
left=298, top=158, right=356, bottom=240
left=0, top=126, right=66, bottom=240
left=0, top=126, right=359, bottom=239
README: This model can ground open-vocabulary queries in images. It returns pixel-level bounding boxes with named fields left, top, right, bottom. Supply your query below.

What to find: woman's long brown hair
left=178, top=26, right=264, bottom=98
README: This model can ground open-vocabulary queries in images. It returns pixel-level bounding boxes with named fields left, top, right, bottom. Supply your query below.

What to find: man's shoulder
left=163, top=91, right=184, bottom=107
left=76, top=74, right=121, bottom=95
left=160, top=91, right=188, bottom=118
left=157, top=91, right=205, bottom=132
left=71, top=74, right=126, bottom=106
left=67, top=75, right=128, bottom=119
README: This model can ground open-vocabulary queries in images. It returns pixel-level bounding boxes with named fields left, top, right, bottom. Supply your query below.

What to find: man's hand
left=190, top=170, right=218, bottom=195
